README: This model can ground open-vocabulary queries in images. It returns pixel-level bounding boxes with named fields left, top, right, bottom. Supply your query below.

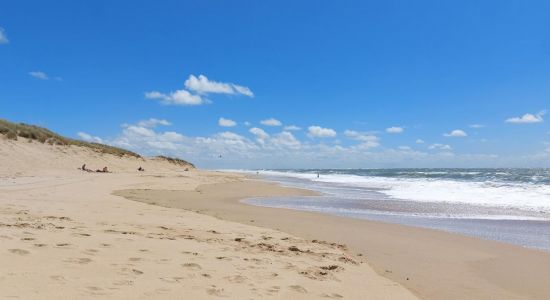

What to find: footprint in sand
left=128, top=257, right=142, bottom=262
left=21, top=237, right=35, bottom=241
left=289, top=285, right=308, bottom=294
left=182, top=263, right=202, bottom=271
left=56, top=243, right=71, bottom=248
left=266, top=286, right=281, bottom=294
left=50, top=275, right=67, bottom=283
left=132, top=269, right=144, bottom=275
left=8, top=248, right=29, bottom=255
left=216, top=256, right=232, bottom=261
left=73, top=233, right=91, bottom=237
left=64, top=257, right=93, bottom=264
left=34, top=243, right=47, bottom=247
left=224, top=275, right=247, bottom=284
left=206, top=286, right=227, bottom=297
left=83, top=249, right=99, bottom=255
left=159, top=277, right=182, bottom=284
left=113, top=280, right=134, bottom=286
left=321, top=293, right=344, bottom=299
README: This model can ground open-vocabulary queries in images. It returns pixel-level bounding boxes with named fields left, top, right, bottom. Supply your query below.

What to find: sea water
left=235, top=169, right=550, bottom=251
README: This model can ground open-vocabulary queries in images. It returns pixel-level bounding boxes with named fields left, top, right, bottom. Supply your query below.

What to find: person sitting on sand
left=81, top=164, right=93, bottom=172
left=138, top=166, right=144, bottom=172
left=95, top=166, right=109, bottom=173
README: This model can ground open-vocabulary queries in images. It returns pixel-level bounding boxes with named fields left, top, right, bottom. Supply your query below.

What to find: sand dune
left=0, top=137, right=416, bottom=299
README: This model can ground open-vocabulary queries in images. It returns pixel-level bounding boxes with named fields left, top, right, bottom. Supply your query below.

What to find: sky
left=1, top=0, right=550, bottom=168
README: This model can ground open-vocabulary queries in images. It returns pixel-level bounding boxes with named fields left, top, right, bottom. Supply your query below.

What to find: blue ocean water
left=236, top=169, right=550, bottom=251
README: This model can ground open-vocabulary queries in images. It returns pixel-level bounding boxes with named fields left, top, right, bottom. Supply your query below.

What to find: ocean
left=237, top=169, right=550, bottom=251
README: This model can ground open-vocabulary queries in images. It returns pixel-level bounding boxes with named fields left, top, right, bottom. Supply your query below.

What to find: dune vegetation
left=0, top=118, right=141, bottom=158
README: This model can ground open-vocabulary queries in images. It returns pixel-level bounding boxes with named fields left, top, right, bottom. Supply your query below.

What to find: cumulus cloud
left=443, top=129, right=467, bottom=137
left=218, top=117, right=237, bottom=127
left=386, top=126, right=404, bottom=134
left=146, top=74, right=253, bottom=106
left=260, top=118, right=282, bottom=126
left=79, top=120, right=549, bottom=169
left=283, top=125, right=301, bottom=131
left=308, top=126, right=337, bottom=138
left=429, top=143, right=452, bottom=150
left=506, top=111, right=545, bottom=124
left=249, top=127, right=269, bottom=140
left=77, top=132, right=103, bottom=143
left=469, top=124, right=485, bottom=128
left=184, top=74, right=254, bottom=97
left=344, top=130, right=380, bottom=149
left=0, top=27, right=8, bottom=44
left=271, top=131, right=301, bottom=149
left=145, top=90, right=206, bottom=106
left=416, top=139, right=425, bottom=144
left=29, top=71, right=49, bottom=80
left=137, top=118, right=171, bottom=128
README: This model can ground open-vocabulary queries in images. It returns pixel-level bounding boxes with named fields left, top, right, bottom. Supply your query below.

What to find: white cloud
left=244, top=121, right=251, bottom=127
left=344, top=130, right=380, bottom=149
left=386, top=126, right=404, bottom=134
left=308, top=126, right=337, bottom=138
left=398, top=146, right=412, bottom=151
left=80, top=120, right=550, bottom=169
left=271, top=131, right=301, bottom=149
left=284, top=125, right=301, bottom=131
left=125, top=125, right=156, bottom=137
left=77, top=132, right=103, bottom=143
left=0, top=27, right=8, bottom=44
left=29, top=71, right=49, bottom=80
left=218, top=117, right=237, bottom=127
left=506, top=111, right=545, bottom=124
left=147, top=74, right=253, bottom=107
left=145, top=90, right=206, bottom=106
left=249, top=127, right=269, bottom=140
left=137, top=118, right=171, bottom=128
left=159, top=131, right=185, bottom=142
left=184, top=74, right=254, bottom=97
left=469, top=124, right=485, bottom=128
left=260, top=118, right=282, bottom=127
left=416, top=139, right=425, bottom=144
left=184, top=74, right=233, bottom=94
left=444, top=129, right=467, bottom=137
left=429, top=143, right=452, bottom=150
left=232, top=84, right=254, bottom=97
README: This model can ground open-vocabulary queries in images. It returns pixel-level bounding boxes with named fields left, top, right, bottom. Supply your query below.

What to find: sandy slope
left=0, top=137, right=416, bottom=299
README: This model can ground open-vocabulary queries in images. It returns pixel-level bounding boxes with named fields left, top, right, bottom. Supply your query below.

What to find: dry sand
left=118, top=180, right=550, bottom=300
left=0, top=138, right=416, bottom=299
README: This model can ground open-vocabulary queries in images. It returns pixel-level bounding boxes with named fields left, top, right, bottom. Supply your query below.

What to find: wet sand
left=117, top=179, right=550, bottom=300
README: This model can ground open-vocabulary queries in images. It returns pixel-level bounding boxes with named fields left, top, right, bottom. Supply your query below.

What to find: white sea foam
left=236, top=170, right=550, bottom=212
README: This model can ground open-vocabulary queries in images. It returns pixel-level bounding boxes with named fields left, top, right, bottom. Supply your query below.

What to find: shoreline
left=117, top=178, right=550, bottom=300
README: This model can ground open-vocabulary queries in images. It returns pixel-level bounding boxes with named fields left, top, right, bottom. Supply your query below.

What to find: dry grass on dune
left=154, top=155, right=195, bottom=168
left=0, top=119, right=141, bottom=158
left=0, top=119, right=194, bottom=169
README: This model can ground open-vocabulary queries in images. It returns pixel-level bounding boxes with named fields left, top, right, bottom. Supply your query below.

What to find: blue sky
left=1, top=1, right=549, bottom=168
